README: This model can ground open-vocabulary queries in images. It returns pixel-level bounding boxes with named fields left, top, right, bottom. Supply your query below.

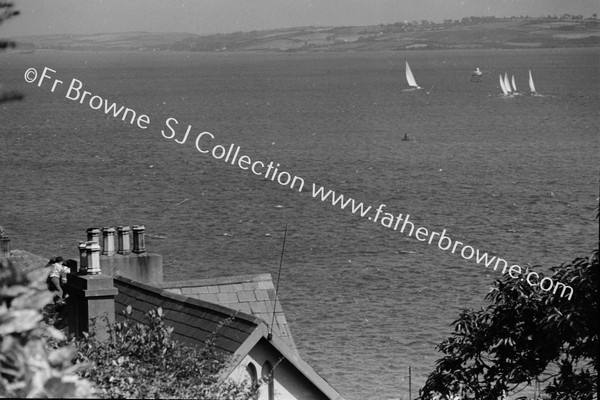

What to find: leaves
left=420, top=248, right=599, bottom=399
left=74, top=306, right=252, bottom=399
left=0, top=258, right=95, bottom=398
left=0, top=309, right=42, bottom=334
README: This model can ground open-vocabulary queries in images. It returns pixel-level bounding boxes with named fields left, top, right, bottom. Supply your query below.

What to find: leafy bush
left=1, top=256, right=258, bottom=399
left=420, top=247, right=599, bottom=399
left=74, top=306, right=254, bottom=399
left=0, top=257, right=94, bottom=397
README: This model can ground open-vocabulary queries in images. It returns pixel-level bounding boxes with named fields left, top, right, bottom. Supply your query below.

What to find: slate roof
left=159, top=273, right=297, bottom=353
left=113, top=275, right=344, bottom=400
left=114, top=275, right=261, bottom=355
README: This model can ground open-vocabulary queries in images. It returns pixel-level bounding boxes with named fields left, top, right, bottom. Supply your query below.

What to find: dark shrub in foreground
left=74, top=306, right=253, bottom=399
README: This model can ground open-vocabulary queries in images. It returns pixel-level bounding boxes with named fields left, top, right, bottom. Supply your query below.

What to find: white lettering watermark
left=24, top=67, right=574, bottom=301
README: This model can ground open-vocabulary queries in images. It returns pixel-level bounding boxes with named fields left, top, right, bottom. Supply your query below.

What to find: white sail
left=511, top=75, right=518, bottom=92
left=405, top=62, right=420, bottom=88
left=528, top=70, right=536, bottom=93
left=504, top=73, right=512, bottom=93
left=499, top=74, right=509, bottom=95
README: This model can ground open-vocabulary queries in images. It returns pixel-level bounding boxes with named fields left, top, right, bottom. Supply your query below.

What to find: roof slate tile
left=158, top=274, right=296, bottom=351
left=254, top=290, right=270, bottom=301
left=217, top=292, right=239, bottom=304
left=237, top=290, right=257, bottom=302
left=113, top=276, right=260, bottom=356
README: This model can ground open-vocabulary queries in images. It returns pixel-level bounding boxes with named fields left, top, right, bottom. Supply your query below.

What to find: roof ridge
left=158, top=273, right=273, bottom=289
left=115, top=275, right=262, bottom=326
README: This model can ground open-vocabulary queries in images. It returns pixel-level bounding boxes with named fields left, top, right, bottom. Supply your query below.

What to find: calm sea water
left=1, top=48, right=598, bottom=400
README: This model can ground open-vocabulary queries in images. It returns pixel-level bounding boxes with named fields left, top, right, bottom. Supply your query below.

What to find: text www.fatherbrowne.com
left=310, top=185, right=573, bottom=300
left=24, top=67, right=574, bottom=300
left=165, top=120, right=573, bottom=301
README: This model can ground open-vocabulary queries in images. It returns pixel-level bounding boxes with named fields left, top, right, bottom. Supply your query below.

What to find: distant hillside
left=11, top=17, right=600, bottom=52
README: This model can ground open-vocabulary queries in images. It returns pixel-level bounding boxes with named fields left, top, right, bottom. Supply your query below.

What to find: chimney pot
left=78, top=241, right=88, bottom=274
left=0, top=236, right=10, bottom=259
left=132, top=225, right=146, bottom=254
left=117, top=226, right=131, bottom=255
left=102, top=227, right=116, bottom=256
left=86, top=241, right=102, bottom=274
left=86, top=227, right=101, bottom=245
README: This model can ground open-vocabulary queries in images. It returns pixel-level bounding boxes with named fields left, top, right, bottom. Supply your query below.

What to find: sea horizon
left=1, top=47, right=598, bottom=399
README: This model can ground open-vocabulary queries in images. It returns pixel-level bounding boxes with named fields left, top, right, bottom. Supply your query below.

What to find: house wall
left=229, top=338, right=330, bottom=400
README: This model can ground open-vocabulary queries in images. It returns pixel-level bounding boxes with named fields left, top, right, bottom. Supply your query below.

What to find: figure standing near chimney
left=46, top=256, right=69, bottom=303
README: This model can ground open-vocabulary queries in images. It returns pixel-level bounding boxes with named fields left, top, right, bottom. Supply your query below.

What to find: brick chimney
left=67, top=241, right=117, bottom=341
left=96, top=225, right=162, bottom=283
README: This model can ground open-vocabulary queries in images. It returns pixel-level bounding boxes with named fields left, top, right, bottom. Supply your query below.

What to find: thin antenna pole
left=408, top=366, right=411, bottom=400
left=269, top=224, right=288, bottom=339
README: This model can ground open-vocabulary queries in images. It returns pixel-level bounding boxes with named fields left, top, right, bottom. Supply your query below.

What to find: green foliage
left=420, top=247, right=599, bottom=400
left=74, top=306, right=254, bottom=399
left=0, top=258, right=94, bottom=397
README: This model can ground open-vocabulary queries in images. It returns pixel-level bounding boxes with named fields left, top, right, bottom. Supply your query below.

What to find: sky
left=2, top=0, right=599, bottom=37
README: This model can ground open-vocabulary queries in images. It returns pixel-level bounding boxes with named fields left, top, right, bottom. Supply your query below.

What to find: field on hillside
left=10, top=17, right=600, bottom=52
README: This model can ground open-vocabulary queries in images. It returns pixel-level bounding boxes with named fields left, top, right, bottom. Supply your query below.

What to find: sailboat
left=511, top=74, right=521, bottom=95
left=499, top=74, right=510, bottom=97
left=405, top=62, right=422, bottom=90
left=499, top=74, right=508, bottom=95
left=528, top=70, right=539, bottom=95
left=503, top=73, right=512, bottom=95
